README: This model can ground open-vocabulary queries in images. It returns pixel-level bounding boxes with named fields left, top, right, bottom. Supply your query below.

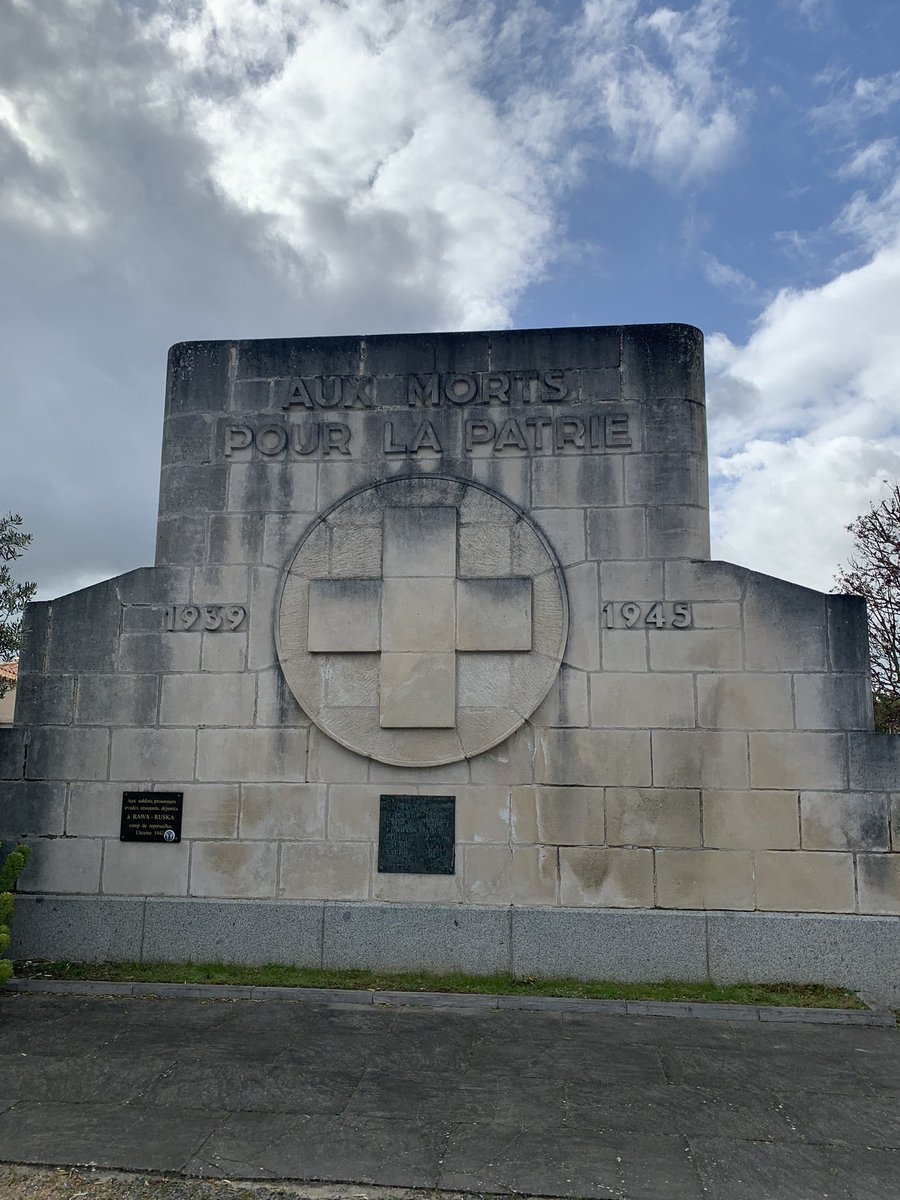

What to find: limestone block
left=651, top=731, right=749, bottom=789
left=18, top=838, right=102, bottom=894
left=754, top=851, right=855, bottom=913
left=457, top=579, right=532, bottom=651
left=255, top=667, right=310, bottom=727
left=383, top=506, right=456, bottom=576
left=227, top=462, right=317, bottom=513
left=624, top=454, right=706, bottom=507
left=327, top=784, right=380, bottom=840
left=0, top=727, right=25, bottom=780
left=601, top=630, right=647, bottom=672
left=645, top=505, right=710, bottom=559
left=180, top=786, right=240, bottom=839
left=13, top=673, right=75, bottom=725
left=536, top=729, right=652, bottom=786
left=39, top=579, right=120, bottom=675
left=110, top=729, right=196, bottom=782
left=529, top=666, right=590, bottom=727
left=160, top=673, right=256, bottom=727
left=857, top=855, right=900, bottom=915
left=382, top=578, right=456, bottom=652
left=367, top=755, right=469, bottom=784
left=196, top=728, right=308, bottom=782
left=119, top=632, right=201, bottom=674
left=263, top=514, right=317, bottom=569
left=76, top=674, right=160, bottom=726
left=323, top=655, right=381, bottom=707
left=319, top=461, right=398, bottom=511
left=0, top=781, right=65, bottom=838
left=190, top=840, right=277, bottom=898
left=67, top=781, right=138, bottom=837
left=372, top=866, right=462, bottom=903
left=380, top=653, right=456, bottom=728
left=307, top=579, right=381, bottom=652
left=606, top=788, right=700, bottom=848
left=155, top=516, right=208, bottom=566
left=464, top=844, right=558, bottom=905
left=190, top=566, right=250, bottom=605
left=469, top=725, right=534, bottom=784
left=27, top=727, right=111, bottom=782
left=691, top=602, right=742, bottom=629
left=827, top=594, right=870, bottom=672
left=247, top=566, right=282, bottom=671
left=648, top=629, right=742, bottom=672
left=208, top=513, right=265, bottom=565
left=599, top=560, right=663, bottom=600
left=559, top=847, right=654, bottom=907
left=330, top=524, right=384, bottom=578
left=532, top=508, right=586, bottom=566
left=121, top=605, right=165, bottom=633
left=240, top=783, right=327, bottom=840
left=697, top=674, right=793, bottom=731
left=587, top=507, right=646, bottom=561
left=280, top=841, right=371, bottom=900
left=161, top=412, right=214, bottom=467
left=663, top=560, right=745, bottom=602
left=102, top=841, right=189, bottom=896
left=454, top=786, right=511, bottom=843
left=308, top=728, right=369, bottom=782
left=470, top=456, right=531, bottom=509
left=200, top=632, right=248, bottom=672
left=794, top=674, right=872, bottom=731
left=642, top=396, right=706, bottom=455
left=531, top=455, right=624, bottom=509
left=167, top=340, right=231, bottom=411
left=511, top=785, right=605, bottom=845
left=848, top=732, right=900, bottom=791
left=458, top=524, right=512, bottom=577
left=800, top=792, right=889, bottom=851
left=159, top=464, right=228, bottom=515
left=590, top=672, right=694, bottom=729
left=655, top=849, right=754, bottom=910
left=894, top=793, right=900, bottom=850
left=562, top=562, right=600, bottom=671
left=743, top=575, right=828, bottom=672
left=750, top=732, right=847, bottom=790
left=620, top=324, right=704, bottom=400
left=702, top=791, right=799, bottom=850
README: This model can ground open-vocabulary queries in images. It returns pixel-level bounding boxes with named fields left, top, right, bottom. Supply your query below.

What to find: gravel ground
left=0, top=1166, right=489, bottom=1200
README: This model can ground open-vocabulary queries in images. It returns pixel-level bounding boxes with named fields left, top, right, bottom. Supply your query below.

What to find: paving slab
left=1, top=990, right=899, bottom=1198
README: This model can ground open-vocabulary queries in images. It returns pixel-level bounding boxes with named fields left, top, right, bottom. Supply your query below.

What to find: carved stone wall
left=2, top=325, right=899, bottom=995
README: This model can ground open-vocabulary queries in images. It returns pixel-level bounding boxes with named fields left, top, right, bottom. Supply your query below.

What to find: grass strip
left=13, top=959, right=865, bottom=1009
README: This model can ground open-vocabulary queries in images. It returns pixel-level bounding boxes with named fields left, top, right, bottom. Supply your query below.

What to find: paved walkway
left=1, top=989, right=898, bottom=1199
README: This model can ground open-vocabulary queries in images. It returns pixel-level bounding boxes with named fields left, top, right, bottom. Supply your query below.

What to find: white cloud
left=576, top=0, right=742, bottom=183
left=0, top=0, right=745, bottom=598
left=707, top=231, right=900, bottom=590
left=838, top=137, right=897, bottom=181
left=813, top=71, right=900, bottom=129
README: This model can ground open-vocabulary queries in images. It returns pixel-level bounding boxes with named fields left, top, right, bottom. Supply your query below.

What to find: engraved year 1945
left=601, top=602, right=692, bottom=629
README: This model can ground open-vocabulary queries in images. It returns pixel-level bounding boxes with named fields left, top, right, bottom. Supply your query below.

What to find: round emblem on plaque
left=276, top=476, right=568, bottom=767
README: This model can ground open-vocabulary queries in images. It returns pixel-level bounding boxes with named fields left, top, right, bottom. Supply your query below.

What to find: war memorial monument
left=2, top=324, right=898, bottom=1001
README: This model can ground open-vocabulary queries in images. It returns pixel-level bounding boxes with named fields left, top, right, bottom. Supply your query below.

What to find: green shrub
left=0, top=844, right=30, bottom=986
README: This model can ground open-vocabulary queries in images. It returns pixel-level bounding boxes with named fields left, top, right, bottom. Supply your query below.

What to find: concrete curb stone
left=5, top=976, right=895, bottom=1025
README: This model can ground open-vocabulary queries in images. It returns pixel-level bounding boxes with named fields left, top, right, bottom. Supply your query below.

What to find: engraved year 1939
left=601, top=602, right=692, bottom=629
left=166, top=604, right=247, bottom=632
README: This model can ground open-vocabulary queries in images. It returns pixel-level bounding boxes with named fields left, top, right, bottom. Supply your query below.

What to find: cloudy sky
left=2, top=0, right=899, bottom=601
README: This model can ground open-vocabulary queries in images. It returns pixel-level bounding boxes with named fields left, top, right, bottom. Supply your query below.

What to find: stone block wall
left=2, top=324, right=899, bottom=939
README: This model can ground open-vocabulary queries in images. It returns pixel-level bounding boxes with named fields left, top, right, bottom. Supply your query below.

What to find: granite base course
left=11, top=895, right=900, bottom=1004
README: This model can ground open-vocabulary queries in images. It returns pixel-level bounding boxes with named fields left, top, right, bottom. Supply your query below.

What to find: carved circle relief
left=276, top=475, right=568, bottom=767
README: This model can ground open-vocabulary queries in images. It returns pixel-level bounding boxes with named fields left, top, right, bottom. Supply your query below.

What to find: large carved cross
left=307, top=506, right=532, bottom=728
